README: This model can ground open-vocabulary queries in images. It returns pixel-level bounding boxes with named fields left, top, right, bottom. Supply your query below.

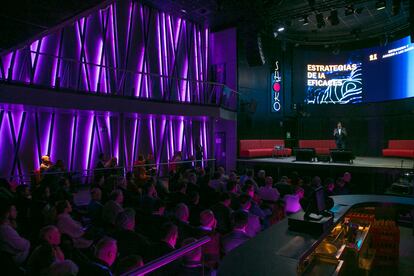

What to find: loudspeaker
left=330, top=149, right=354, bottom=163
left=295, top=148, right=315, bottom=162
left=245, top=33, right=265, bottom=67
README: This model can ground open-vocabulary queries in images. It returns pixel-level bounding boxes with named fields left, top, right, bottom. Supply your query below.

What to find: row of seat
left=239, top=139, right=414, bottom=158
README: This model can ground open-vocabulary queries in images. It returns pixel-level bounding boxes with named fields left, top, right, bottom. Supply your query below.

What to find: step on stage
left=237, top=156, right=414, bottom=193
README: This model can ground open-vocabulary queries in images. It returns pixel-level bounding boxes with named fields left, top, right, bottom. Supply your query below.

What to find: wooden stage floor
left=237, top=156, right=414, bottom=170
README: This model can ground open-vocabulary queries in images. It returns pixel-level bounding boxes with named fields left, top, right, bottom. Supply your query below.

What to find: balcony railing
left=1, top=50, right=238, bottom=111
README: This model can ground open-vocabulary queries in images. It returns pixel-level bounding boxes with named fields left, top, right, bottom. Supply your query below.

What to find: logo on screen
left=271, top=61, right=282, bottom=112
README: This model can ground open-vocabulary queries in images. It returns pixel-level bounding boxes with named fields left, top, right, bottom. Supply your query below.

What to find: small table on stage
left=272, top=145, right=288, bottom=158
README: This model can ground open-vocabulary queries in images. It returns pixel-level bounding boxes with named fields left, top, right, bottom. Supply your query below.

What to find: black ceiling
left=0, top=0, right=412, bottom=51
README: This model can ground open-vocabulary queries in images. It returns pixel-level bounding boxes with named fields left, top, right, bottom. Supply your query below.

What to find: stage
left=237, top=156, right=414, bottom=194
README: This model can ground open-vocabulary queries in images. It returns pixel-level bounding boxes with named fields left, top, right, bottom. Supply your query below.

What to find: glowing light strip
left=193, top=26, right=200, bottom=102
left=156, top=13, right=165, bottom=98
left=85, top=114, right=95, bottom=171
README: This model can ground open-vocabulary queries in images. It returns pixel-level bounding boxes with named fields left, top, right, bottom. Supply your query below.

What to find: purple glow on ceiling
left=84, top=113, right=94, bottom=171
left=177, top=117, right=184, bottom=151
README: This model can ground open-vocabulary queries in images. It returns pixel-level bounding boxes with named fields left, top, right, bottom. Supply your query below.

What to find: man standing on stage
left=333, top=122, right=347, bottom=149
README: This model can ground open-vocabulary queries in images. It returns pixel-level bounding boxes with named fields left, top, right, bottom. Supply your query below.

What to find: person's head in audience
left=90, top=187, right=102, bottom=202
left=336, top=177, right=345, bottom=188
left=16, top=184, right=31, bottom=199
left=324, top=178, right=335, bottom=193
left=94, top=237, right=118, bottom=267
left=187, top=191, right=200, bottom=205
left=0, top=202, right=17, bottom=224
left=56, top=200, right=72, bottom=215
left=242, top=181, right=254, bottom=198
left=232, top=210, right=249, bottom=232
left=181, top=238, right=202, bottom=264
left=280, top=176, right=289, bottom=184
left=115, top=208, right=136, bottom=231
left=229, top=171, right=238, bottom=182
left=239, top=194, right=252, bottom=211
left=265, top=176, right=273, bottom=187
left=175, top=203, right=189, bottom=223
left=227, top=180, right=238, bottom=193
left=176, top=181, right=187, bottom=194
left=257, top=170, right=266, bottom=179
left=41, top=155, right=52, bottom=166
left=110, top=189, right=124, bottom=205
left=116, top=255, right=143, bottom=275
left=343, top=172, right=351, bottom=183
left=200, top=210, right=216, bottom=229
left=152, top=199, right=166, bottom=215
left=219, top=192, right=231, bottom=207
left=217, top=166, right=226, bottom=176
left=160, top=223, right=178, bottom=248
left=294, top=187, right=305, bottom=199
left=143, top=181, right=157, bottom=197
left=246, top=169, right=254, bottom=179
left=39, top=225, right=61, bottom=246
left=188, top=173, right=197, bottom=184
left=311, top=176, right=321, bottom=188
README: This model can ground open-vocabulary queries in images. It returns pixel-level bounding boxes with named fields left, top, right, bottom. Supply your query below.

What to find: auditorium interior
left=0, top=0, right=414, bottom=275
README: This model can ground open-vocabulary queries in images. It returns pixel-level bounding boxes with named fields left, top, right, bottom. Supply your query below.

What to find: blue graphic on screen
left=302, top=36, right=414, bottom=104
left=305, top=63, right=362, bottom=104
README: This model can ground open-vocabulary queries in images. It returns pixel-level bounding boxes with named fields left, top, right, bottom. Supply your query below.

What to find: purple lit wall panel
left=0, top=105, right=212, bottom=180
left=0, top=0, right=209, bottom=103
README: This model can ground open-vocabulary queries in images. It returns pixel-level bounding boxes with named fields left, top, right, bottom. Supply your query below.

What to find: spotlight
left=376, top=0, right=386, bottom=10
left=299, top=15, right=309, bottom=25
left=345, top=5, right=355, bottom=16
left=277, top=26, right=285, bottom=32
left=392, top=0, right=401, bottom=16
left=316, top=13, right=325, bottom=28
left=328, top=10, right=339, bottom=26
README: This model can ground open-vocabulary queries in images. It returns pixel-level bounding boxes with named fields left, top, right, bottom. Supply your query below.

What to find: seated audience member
left=255, top=170, right=266, bottom=187
left=168, top=181, right=188, bottom=207
left=140, top=181, right=159, bottom=212
left=115, top=255, right=144, bottom=275
left=112, top=208, right=151, bottom=262
left=269, top=200, right=286, bottom=225
left=15, top=185, right=32, bottom=236
left=258, top=176, right=280, bottom=202
left=275, top=176, right=294, bottom=197
left=228, top=171, right=238, bottom=183
left=102, top=189, right=124, bottom=226
left=208, top=171, right=225, bottom=192
left=242, top=181, right=266, bottom=219
left=324, top=178, right=335, bottom=197
left=226, top=180, right=239, bottom=201
left=174, top=203, right=196, bottom=244
left=79, top=237, right=118, bottom=276
left=239, top=170, right=258, bottom=191
left=342, top=172, right=354, bottom=190
left=179, top=238, right=212, bottom=276
left=56, top=200, right=93, bottom=249
left=139, top=199, right=169, bottom=242
left=153, top=223, right=179, bottom=258
left=29, top=225, right=78, bottom=275
left=88, top=187, right=104, bottom=225
left=186, top=173, right=200, bottom=194
left=221, top=211, right=250, bottom=255
left=211, top=192, right=232, bottom=235
left=238, top=194, right=261, bottom=237
left=334, top=177, right=350, bottom=195
left=187, top=191, right=203, bottom=226
left=283, top=187, right=305, bottom=214
left=196, top=210, right=221, bottom=269
left=0, top=202, right=30, bottom=265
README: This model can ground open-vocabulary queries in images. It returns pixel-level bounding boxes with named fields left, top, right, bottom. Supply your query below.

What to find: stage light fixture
left=376, top=0, right=386, bottom=10
left=345, top=5, right=355, bottom=16
left=277, top=26, right=285, bottom=32
left=316, top=13, right=325, bottom=28
left=392, top=0, right=401, bottom=15
left=299, top=15, right=309, bottom=25
left=328, top=10, right=339, bottom=26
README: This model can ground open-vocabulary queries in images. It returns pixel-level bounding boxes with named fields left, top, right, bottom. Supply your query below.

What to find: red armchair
left=382, top=140, right=414, bottom=158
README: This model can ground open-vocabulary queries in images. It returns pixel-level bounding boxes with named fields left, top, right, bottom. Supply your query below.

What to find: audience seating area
left=239, top=139, right=292, bottom=158
left=382, top=140, right=414, bottom=158
left=298, top=140, right=337, bottom=155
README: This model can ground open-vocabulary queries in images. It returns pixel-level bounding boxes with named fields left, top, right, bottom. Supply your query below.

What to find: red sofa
left=239, top=139, right=292, bottom=158
left=382, top=140, right=414, bottom=158
left=298, top=140, right=336, bottom=155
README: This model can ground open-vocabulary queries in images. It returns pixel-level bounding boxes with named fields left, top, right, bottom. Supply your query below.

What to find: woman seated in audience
left=56, top=200, right=93, bottom=249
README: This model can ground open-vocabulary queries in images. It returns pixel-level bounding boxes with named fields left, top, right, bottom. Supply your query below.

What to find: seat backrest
left=388, top=140, right=414, bottom=149
left=260, top=140, right=285, bottom=148
left=239, top=140, right=261, bottom=151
